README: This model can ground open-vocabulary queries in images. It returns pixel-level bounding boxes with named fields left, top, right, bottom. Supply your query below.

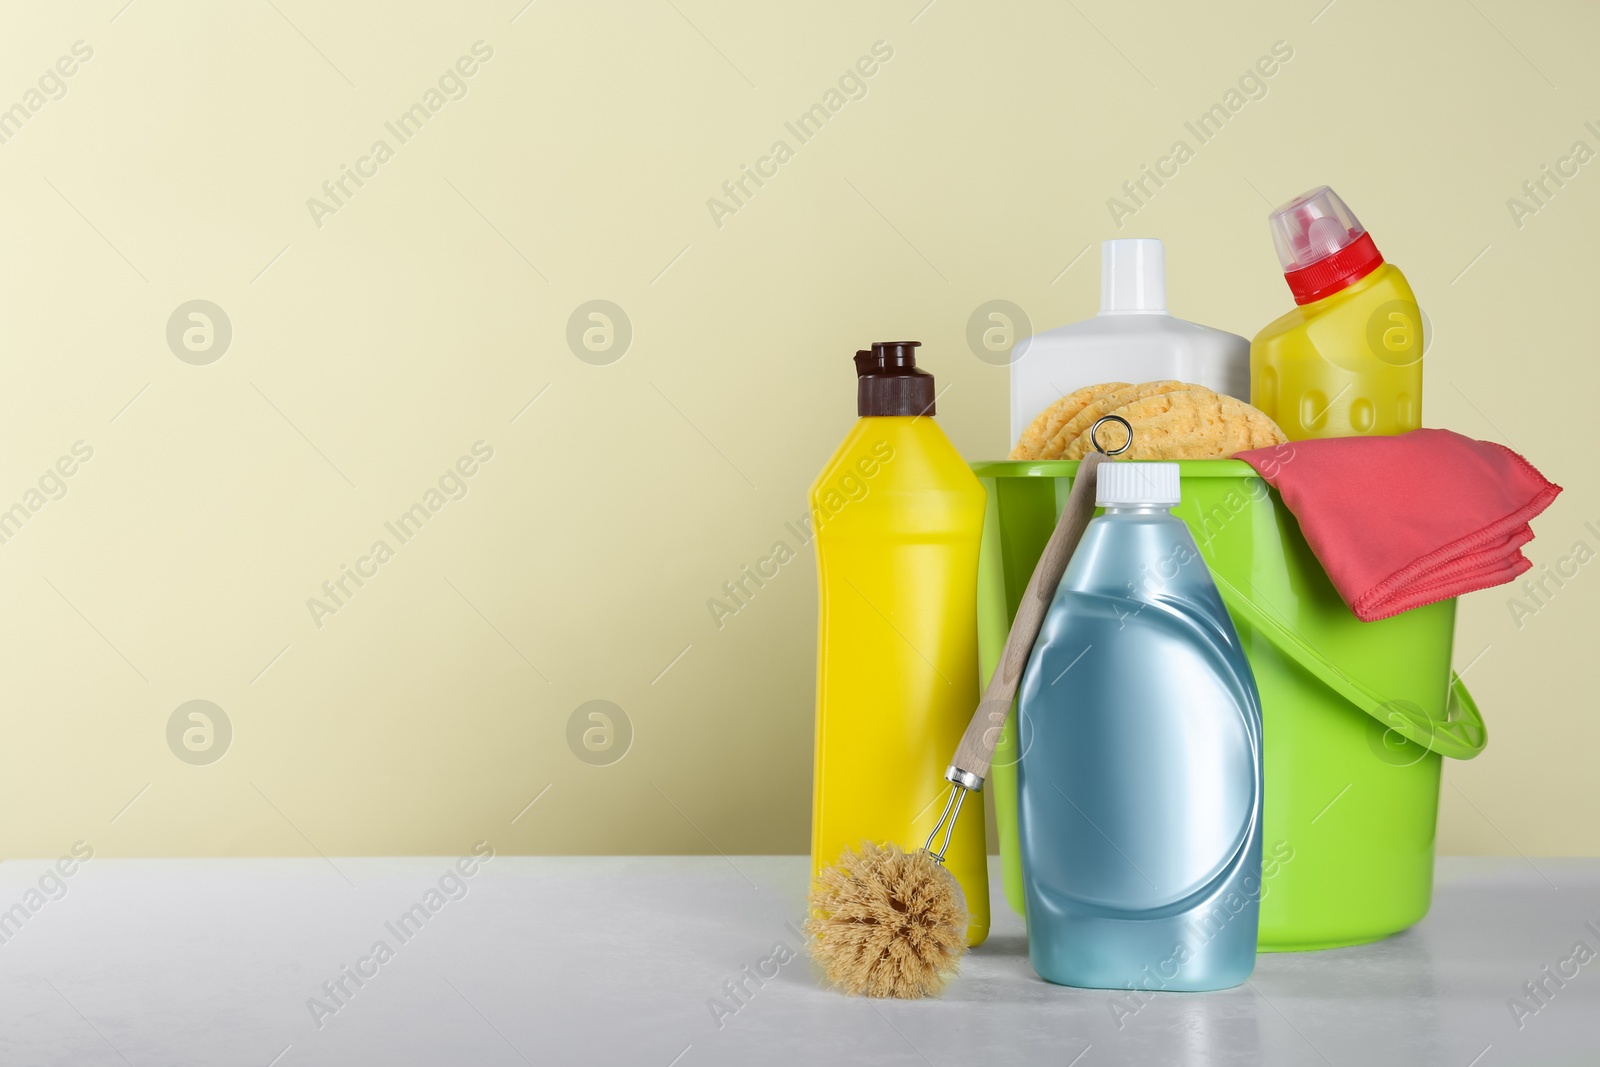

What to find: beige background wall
left=1, top=0, right=1593, bottom=859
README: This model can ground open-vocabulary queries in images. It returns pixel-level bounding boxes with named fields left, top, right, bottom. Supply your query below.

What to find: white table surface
left=0, top=854, right=1594, bottom=1066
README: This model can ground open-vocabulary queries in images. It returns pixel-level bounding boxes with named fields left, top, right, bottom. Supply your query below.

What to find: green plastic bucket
left=974, top=459, right=1488, bottom=952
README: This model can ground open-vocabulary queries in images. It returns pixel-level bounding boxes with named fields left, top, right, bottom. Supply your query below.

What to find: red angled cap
left=1283, top=231, right=1384, bottom=305
left=1268, top=186, right=1385, bottom=305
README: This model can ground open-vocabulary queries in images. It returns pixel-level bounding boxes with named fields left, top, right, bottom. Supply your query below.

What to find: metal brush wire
left=921, top=783, right=968, bottom=864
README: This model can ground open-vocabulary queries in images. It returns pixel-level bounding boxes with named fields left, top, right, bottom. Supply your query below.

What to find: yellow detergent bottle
left=1251, top=186, right=1424, bottom=439
left=810, top=341, right=989, bottom=946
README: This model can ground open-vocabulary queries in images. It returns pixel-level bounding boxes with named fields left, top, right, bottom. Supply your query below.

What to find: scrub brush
left=807, top=444, right=1115, bottom=998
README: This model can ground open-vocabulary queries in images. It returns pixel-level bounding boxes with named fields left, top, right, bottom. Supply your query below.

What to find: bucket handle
left=1209, top=570, right=1487, bottom=761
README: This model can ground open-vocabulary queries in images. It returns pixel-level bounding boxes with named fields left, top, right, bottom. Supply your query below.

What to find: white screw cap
left=1099, top=238, right=1167, bottom=315
left=1096, top=462, right=1181, bottom=507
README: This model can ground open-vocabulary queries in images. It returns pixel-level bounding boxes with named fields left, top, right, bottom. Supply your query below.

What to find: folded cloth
left=1234, top=429, right=1562, bottom=622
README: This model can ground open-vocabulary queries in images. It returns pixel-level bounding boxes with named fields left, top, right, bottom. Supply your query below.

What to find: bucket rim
left=972, top=459, right=1258, bottom=479
left=971, top=458, right=1487, bottom=761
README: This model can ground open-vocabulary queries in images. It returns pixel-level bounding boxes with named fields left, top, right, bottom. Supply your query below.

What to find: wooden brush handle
left=947, top=452, right=1106, bottom=788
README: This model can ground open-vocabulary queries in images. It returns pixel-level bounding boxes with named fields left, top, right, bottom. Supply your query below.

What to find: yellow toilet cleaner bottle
left=1251, top=186, right=1424, bottom=439
left=810, top=341, right=989, bottom=946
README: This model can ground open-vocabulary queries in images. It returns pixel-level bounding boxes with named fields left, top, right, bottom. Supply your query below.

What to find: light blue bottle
left=1017, top=461, right=1263, bottom=991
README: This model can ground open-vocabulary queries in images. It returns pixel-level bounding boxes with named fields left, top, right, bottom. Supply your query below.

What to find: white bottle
left=1009, top=239, right=1251, bottom=443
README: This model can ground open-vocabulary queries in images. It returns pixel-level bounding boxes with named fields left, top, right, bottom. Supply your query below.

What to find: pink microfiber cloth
left=1235, top=429, right=1562, bottom=622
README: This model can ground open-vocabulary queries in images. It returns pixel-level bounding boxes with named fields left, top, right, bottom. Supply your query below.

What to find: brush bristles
left=806, top=841, right=968, bottom=998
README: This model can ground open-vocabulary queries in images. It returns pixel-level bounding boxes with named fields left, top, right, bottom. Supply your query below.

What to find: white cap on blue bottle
left=1096, top=462, right=1181, bottom=507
